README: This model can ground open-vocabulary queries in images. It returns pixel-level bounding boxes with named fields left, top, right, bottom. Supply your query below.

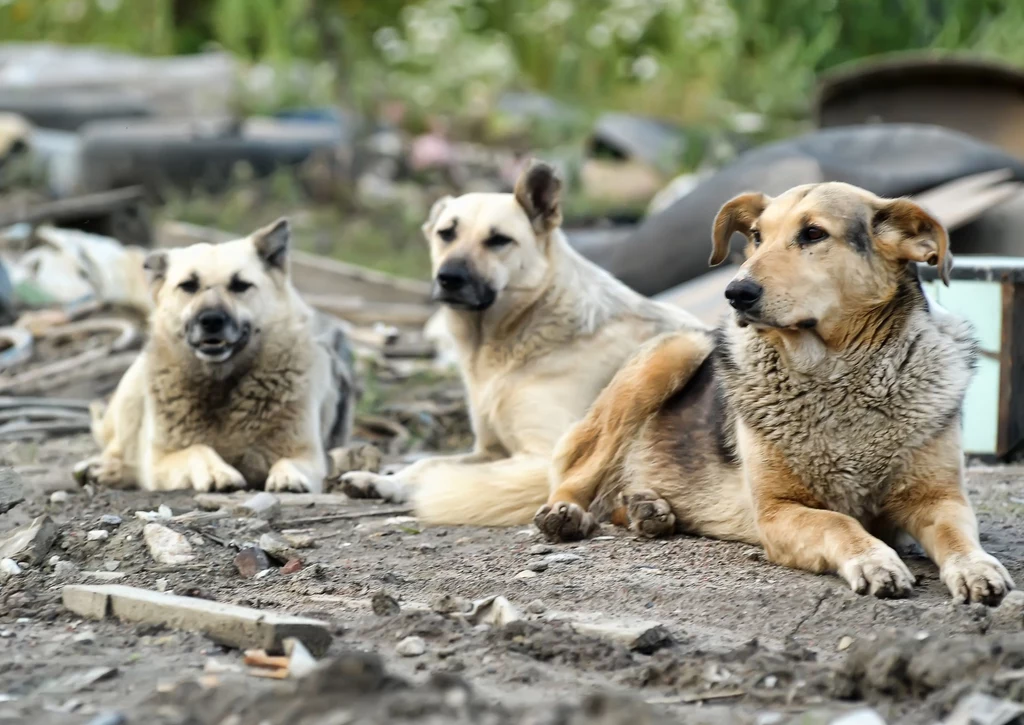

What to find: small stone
left=100, top=515, right=122, bottom=527
left=1, top=558, right=22, bottom=576
left=143, top=524, right=194, bottom=566
left=86, top=530, right=109, bottom=542
left=72, top=630, right=97, bottom=645
left=258, top=533, right=297, bottom=562
left=991, top=590, right=1024, bottom=629
left=234, top=547, right=272, bottom=579
left=50, top=491, right=69, bottom=505
left=527, top=560, right=549, bottom=573
left=838, top=635, right=855, bottom=651
left=396, top=636, right=426, bottom=657
left=54, top=561, right=79, bottom=579
left=528, top=544, right=552, bottom=556
left=155, top=579, right=168, bottom=592
left=283, top=533, right=315, bottom=549
left=514, top=570, right=538, bottom=580
left=281, top=558, right=303, bottom=575
left=233, top=492, right=280, bottom=520
left=544, top=553, right=582, bottom=565
left=0, top=515, right=58, bottom=565
left=254, top=569, right=274, bottom=580
left=103, top=560, right=120, bottom=572
left=746, top=549, right=763, bottom=561
left=526, top=599, right=546, bottom=614
left=372, top=591, right=401, bottom=616
left=48, top=555, right=61, bottom=568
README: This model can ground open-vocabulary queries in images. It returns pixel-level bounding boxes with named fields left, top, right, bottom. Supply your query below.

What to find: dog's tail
left=412, top=457, right=551, bottom=527
left=550, top=329, right=715, bottom=511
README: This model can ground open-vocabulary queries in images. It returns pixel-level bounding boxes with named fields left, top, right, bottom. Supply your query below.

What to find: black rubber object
left=574, top=124, right=1024, bottom=297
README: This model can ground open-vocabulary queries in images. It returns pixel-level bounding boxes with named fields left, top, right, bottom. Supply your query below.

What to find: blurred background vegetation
left=3, top=0, right=1022, bottom=133
left=1, top=0, right=1022, bottom=276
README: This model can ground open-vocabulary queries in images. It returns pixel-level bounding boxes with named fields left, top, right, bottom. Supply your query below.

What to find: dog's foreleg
left=887, top=430, right=1014, bottom=605
left=145, top=445, right=246, bottom=492
left=745, top=430, right=915, bottom=598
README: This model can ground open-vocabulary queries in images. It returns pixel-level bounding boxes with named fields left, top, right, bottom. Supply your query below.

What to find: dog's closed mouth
left=737, top=312, right=817, bottom=332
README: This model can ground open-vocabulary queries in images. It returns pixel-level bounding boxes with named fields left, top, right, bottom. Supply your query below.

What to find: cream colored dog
left=74, top=219, right=354, bottom=493
left=341, top=160, right=707, bottom=527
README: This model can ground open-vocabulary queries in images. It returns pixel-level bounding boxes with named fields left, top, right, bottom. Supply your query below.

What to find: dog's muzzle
left=186, top=307, right=251, bottom=363
left=431, top=259, right=496, bottom=311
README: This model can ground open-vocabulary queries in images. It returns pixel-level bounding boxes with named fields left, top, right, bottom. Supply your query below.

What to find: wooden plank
left=998, top=281, right=1024, bottom=458
left=0, top=186, right=145, bottom=228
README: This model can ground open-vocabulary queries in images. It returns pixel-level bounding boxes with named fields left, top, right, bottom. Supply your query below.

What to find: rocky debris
left=528, top=544, right=553, bottom=556
left=229, top=492, right=281, bottom=520
left=49, top=490, right=69, bottom=505
left=234, top=547, right=272, bottom=579
left=568, top=619, right=674, bottom=655
left=142, top=523, right=194, bottom=565
left=527, top=560, right=549, bottom=572
left=431, top=594, right=471, bottom=615
left=257, top=532, right=297, bottom=562
left=62, top=584, right=332, bottom=656
left=372, top=591, right=401, bottom=616
left=0, top=466, right=24, bottom=515
left=514, top=570, right=538, bottom=580
left=942, top=693, right=1024, bottom=725
left=86, top=713, right=126, bottom=725
left=282, top=532, right=315, bottom=549
left=135, top=505, right=173, bottom=522
left=838, top=636, right=855, bottom=651
left=53, top=560, right=79, bottom=579
left=396, top=635, right=426, bottom=657
left=545, top=552, right=583, bottom=565
left=827, top=709, right=887, bottom=725
left=86, top=529, right=109, bottom=541
left=991, top=590, right=1024, bottom=630
left=1, top=557, right=22, bottom=576
left=0, top=514, right=57, bottom=565
left=526, top=599, right=546, bottom=615
left=466, top=596, right=522, bottom=628
left=280, top=558, right=303, bottom=575
left=100, top=514, right=122, bottom=527
left=39, top=665, right=118, bottom=694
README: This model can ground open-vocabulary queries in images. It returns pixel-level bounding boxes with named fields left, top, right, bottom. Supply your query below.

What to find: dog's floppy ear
left=710, top=192, right=770, bottom=266
left=514, top=159, right=562, bottom=234
left=872, top=198, right=952, bottom=285
left=252, top=217, right=290, bottom=271
left=143, top=250, right=169, bottom=297
left=422, top=195, right=454, bottom=239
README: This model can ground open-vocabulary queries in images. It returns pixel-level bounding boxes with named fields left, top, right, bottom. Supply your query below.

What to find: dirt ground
left=3, top=433, right=1024, bottom=725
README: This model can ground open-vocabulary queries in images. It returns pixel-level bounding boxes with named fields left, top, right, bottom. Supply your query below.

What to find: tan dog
left=74, top=219, right=354, bottom=493
left=542, top=181, right=1014, bottom=605
left=341, top=161, right=707, bottom=526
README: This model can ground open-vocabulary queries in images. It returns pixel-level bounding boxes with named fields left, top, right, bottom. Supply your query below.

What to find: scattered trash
left=142, top=524, right=194, bottom=566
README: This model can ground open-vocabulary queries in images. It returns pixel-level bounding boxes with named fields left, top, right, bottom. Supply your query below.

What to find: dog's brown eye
left=229, top=278, right=253, bottom=294
left=178, top=278, right=199, bottom=294
left=438, top=226, right=457, bottom=243
left=802, top=226, right=828, bottom=243
left=751, top=230, right=761, bottom=247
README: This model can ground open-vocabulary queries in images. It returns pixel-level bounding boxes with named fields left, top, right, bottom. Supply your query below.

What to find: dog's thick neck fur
left=716, top=272, right=977, bottom=518
left=145, top=298, right=314, bottom=446
left=443, top=229, right=669, bottom=367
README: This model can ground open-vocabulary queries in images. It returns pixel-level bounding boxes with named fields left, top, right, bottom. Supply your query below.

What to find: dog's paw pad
left=841, top=546, right=915, bottom=599
left=942, top=552, right=1014, bottom=606
left=625, top=490, right=676, bottom=538
left=328, top=444, right=383, bottom=478
left=533, top=501, right=596, bottom=542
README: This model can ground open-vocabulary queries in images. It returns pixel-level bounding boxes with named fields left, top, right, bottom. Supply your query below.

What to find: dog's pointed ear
left=514, top=159, right=562, bottom=234
left=422, top=195, right=454, bottom=240
left=711, top=192, right=770, bottom=267
left=143, top=250, right=169, bottom=297
left=252, top=217, right=290, bottom=271
left=873, top=198, right=951, bottom=285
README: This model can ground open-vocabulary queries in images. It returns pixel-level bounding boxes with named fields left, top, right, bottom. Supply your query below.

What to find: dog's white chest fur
left=723, top=309, right=976, bottom=518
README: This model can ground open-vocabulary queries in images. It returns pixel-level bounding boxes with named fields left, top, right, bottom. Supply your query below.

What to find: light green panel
left=923, top=279, right=1003, bottom=455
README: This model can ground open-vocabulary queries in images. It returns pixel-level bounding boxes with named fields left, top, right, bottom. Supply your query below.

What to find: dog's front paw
left=534, top=501, right=596, bottom=542
left=328, top=444, right=383, bottom=477
left=190, top=458, right=246, bottom=493
left=340, top=472, right=410, bottom=502
left=73, top=455, right=131, bottom=489
left=266, top=460, right=313, bottom=493
left=942, top=551, right=1014, bottom=606
left=840, top=545, right=915, bottom=598
left=624, top=490, right=676, bottom=538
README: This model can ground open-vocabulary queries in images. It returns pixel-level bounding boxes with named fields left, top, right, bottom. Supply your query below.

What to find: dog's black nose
left=725, top=279, right=763, bottom=311
left=436, top=265, right=470, bottom=291
left=197, top=309, right=229, bottom=334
